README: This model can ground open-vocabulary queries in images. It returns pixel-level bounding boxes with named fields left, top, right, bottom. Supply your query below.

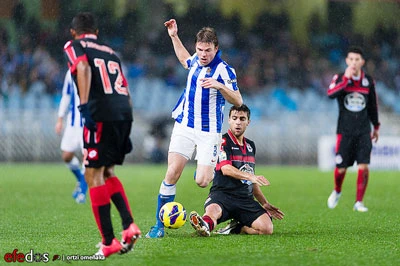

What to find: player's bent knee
left=196, top=179, right=210, bottom=188
left=259, top=224, right=274, bottom=235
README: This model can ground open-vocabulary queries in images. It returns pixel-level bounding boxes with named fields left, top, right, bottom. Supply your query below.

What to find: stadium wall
left=1, top=110, right=399, bottom=166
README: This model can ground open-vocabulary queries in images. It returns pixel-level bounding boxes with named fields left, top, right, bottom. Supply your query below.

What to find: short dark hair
left=195, top=27, right=218, bottom=47
left=347, top=46, right=364, bottom=58
left=71, top=12, right=97, bottom=34
left=229, top=104, right=251, bottom=120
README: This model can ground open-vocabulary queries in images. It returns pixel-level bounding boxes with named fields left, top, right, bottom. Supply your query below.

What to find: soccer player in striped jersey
left=146, top=19, right=243, bottom=238
left=327, top=46, right=380, bottom=212
left=64, top=12, right=140, bottom=257
left=55, top=70, right=87, bottom=204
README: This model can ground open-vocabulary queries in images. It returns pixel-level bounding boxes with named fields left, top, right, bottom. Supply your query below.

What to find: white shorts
left=60, top=125, right=83, bottom=153
left=168, top=122, right=221, bottom=166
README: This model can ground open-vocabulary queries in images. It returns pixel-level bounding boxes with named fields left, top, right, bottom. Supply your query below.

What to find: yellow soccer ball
left=159, top=202, right=187, bottom=229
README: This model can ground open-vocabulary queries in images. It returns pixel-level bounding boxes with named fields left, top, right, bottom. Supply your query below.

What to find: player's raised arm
left=164, top=19, right=191, bottom=69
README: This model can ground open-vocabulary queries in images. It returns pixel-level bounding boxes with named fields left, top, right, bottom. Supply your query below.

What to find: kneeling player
left=189, top=104, right=284, bottom=236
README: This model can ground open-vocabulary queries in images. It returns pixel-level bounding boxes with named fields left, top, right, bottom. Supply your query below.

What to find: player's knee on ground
left=258, top=223, right=273, bottom=235
left=252, top=214, right=274, bottom=235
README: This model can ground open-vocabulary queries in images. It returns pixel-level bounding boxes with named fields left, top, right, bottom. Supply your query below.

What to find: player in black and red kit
left=64, top=12, right=140, bottom=257
left=189, top=105, right=284, bottom=236
left=327, top=46, right=380, bottom=212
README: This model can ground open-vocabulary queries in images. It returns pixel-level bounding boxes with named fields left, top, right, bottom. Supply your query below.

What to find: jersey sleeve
left=216, top=64, right=238, bottom=91
left=327, top=73, right=348, bottom=98
left=216, top=137, right=232, bottom=169
left=63, top=40, right=88, bottom=75
left=367, top=77, right=380, bottom=130
left=57, top=71, right=73, bottom=118
left=186, top=54, right=197, bottom=69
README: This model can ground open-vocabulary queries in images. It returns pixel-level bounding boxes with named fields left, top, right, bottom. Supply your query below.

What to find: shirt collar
left=78, top=34, right=97, bottom=39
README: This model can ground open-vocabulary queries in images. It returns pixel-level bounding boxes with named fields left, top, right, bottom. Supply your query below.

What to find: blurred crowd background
left=0, top=0, right=399, bottom=164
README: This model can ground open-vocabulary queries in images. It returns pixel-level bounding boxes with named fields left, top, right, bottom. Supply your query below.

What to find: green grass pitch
left=1, top=163, right=399, bottom=265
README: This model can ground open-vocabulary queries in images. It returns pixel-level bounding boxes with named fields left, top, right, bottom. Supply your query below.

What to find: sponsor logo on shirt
left=239, top=164, right=254, bottom=185
left=246, top=143, right=253, bottom=152
left=219, top=151, right=227, bottom=161
left=362, top=78, right=369, bottom=87
left=344, top=92, right=366, bottom=112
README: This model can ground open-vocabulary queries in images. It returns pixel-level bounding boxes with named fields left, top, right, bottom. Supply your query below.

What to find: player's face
left=346, top=52, right=365, bottom=73
left=196, top=42, right=218, bottom=66
left=228, top=110, right=250, bottom=138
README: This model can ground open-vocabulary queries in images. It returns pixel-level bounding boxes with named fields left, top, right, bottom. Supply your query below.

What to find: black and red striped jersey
left=64, top=34, right=132, bottom=122
left=211, top=130, right=256, bottom=198
left=327, top=71, right=380, bottom=135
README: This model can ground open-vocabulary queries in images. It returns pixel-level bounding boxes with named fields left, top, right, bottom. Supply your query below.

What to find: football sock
left=202, top=215, right=214, bottom=231
left=156, top=181, right=176, bottom=228
left=89, top=185, right=114, bottom=245
left=356, top=168, right=369, bottom=202
left=105, top=176, right=133, bottom=230
left=334, top=167, right=346, bottom=193
left=67, top=156, right=84, bottom=182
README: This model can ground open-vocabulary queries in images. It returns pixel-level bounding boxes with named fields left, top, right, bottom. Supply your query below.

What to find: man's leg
left=104, top=166, right=140, bottom=253
left=86, top=167, right=116, bottom=242
left=190, top=203, right=222, bottom=236
left=244, top=213, right=273, bottom=235
left=62, top=151, right=87, bottom=202
left=146, top=153, right=187, bottom=238
left=328, top=167, right=346, bottom=209
left=194, top=164, right=215, bottom=188
left=354, top=164, right=369, bottom=212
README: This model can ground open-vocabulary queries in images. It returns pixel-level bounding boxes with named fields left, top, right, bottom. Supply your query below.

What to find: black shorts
left=204, top=191, right=267, bottom=227
left=83, top=121, right=133, bottom=168
left=335, top=133, right=372, bottom=168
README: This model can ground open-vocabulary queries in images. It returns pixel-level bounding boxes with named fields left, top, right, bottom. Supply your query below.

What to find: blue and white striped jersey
left=172, top=51, right=239, bottom=133
left=58, top=70, right=82, bottom=128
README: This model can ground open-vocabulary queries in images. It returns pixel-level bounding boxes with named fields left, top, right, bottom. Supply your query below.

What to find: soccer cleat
left=145, top=226, right=164, bottom=238
left=95, top=238, right=122, bottom=258
left=75, top=192, right=86, bottom=204
left=353, top=201, right=368, bottom=212
left=189, top=211, right=210, bottom=237
left=120, top=223, right=141, bottom=254
left=72, top=182, right=82, bottom=199
left=327, top=190, right=341, bottom=209
left=215, top=220, right=240, bottom=235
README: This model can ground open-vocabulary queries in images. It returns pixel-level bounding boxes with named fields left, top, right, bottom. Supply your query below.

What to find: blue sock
left=71, top=169, right=87, bottom=194
left=156, top=181, right=176, bottom=228
left=156, top=194, right=175, bottom=228
left=71, top=168, right=83, bottom=182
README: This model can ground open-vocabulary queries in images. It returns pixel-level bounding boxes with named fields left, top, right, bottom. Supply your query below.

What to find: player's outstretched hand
left=371, top=129, right=379, bottom=143
left=263, top=203, right=285, bottom=220
left=164, top=19, right=178, bottom=37
left=78, top=103, right=97, bottom=131
left=252, top=175, right=270, bottom=186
